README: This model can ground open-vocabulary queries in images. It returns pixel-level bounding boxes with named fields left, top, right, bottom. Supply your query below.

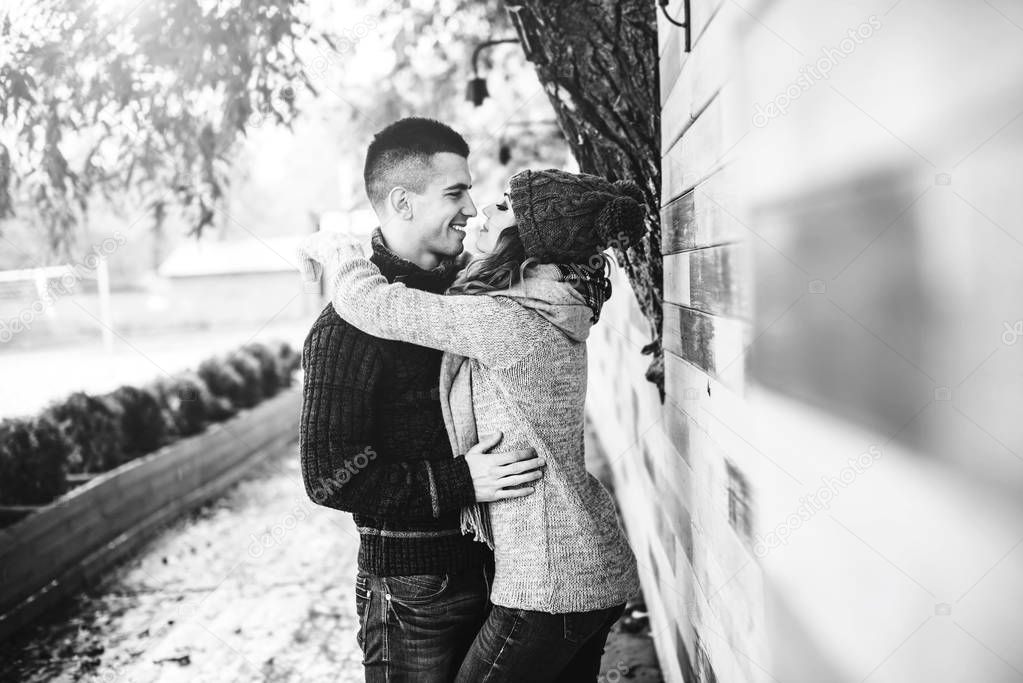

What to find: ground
left=0, top=435, right=663, bottom=682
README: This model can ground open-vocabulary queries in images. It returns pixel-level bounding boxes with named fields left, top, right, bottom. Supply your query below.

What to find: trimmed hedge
left=44, top=392, right=125, bottom=474
left=0, top=416, right=75, bottom=505
left=223, top=349, right=265, bottom=408
left=197, top=356, right=250, bottom=410
left=107, top=385, right=175, bottom=458
left=151, top=371, right=236, bottom=437
left=0, top=339, right=300, bottom=508
left=265, top=339, right=301, bottom=383
left=240, top=342, right=284, bottom=399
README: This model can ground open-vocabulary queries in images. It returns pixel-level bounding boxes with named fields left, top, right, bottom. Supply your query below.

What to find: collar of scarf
left=369, top=226, right=463, bottom=294
left=553, top=262, right=613, bottom=324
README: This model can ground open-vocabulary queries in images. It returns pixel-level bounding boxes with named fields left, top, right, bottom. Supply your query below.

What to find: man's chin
left=435, top=239, right=465, bottom=260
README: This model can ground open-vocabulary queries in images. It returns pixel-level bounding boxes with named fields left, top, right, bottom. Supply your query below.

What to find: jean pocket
left=383, top=573, right=449, bottom=605
left=563, top=613, right=583, bottom=644
left=355, top=576, right=372, bottom=651
left=562, top=609, right=608, bottom=644
left=355, top=573, right=371, bottom=601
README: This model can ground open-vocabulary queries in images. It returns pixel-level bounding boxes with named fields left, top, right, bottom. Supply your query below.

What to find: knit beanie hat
left=507, top=169, right=647, bottom=262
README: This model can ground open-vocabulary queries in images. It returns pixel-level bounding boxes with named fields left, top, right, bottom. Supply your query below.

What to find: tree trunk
left=506, top=0, right=664, bottom=400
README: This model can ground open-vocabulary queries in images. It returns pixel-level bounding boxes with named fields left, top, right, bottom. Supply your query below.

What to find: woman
left=305, top=168, right=645, bottom=682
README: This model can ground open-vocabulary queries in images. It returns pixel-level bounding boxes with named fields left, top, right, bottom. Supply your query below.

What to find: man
left=299, top=117, right=545, bottom=682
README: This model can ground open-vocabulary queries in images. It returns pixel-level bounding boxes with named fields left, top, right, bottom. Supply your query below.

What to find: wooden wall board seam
left=665, top=353, right=749, bottom=426
left=663, top=355, right=776, bottom=507
left=673, top=301, right=751, bottom=325
left=661, top=161, right=729, bottom=209
left=668, top=532, right=751, bottom=683
left=662, top=307, right=750, bottom=389
left=662, top=88, right=721, bottom=156
left=666, top=240, right=742, bottom=255
left=661, top=170, right=746, bottom=253
left=622, top=388, right=760, bottom=680
left=695, top=0, right=727, bottom=44
left=654, top=414, right=758, bottom=570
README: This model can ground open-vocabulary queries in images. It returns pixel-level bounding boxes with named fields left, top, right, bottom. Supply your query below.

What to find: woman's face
left=474, top=192, right=516, bottom=254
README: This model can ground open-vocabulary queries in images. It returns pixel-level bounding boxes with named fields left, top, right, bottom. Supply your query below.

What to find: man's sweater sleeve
left=299, top=320, right=477, bottom=520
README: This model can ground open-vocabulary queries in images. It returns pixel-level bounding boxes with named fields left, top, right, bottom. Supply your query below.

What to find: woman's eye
left=496, top=202, right=507, bottom=211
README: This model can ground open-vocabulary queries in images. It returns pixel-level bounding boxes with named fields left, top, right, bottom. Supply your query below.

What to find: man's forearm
left=301, top=443, right=476, bottom=520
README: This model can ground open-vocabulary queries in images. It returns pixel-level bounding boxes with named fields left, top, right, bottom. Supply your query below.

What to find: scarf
left=440, top=263, right=612, bottom=549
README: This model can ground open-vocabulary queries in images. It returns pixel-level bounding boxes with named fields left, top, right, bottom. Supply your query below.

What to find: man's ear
left=387, top=187, right=413, bottom=220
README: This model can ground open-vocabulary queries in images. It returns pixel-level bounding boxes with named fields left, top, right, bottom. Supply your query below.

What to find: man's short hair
left=363, top=117, right=470, bottom=210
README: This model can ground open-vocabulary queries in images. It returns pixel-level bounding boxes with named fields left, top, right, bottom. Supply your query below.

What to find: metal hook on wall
left=658, top=0, right=692, bottom=53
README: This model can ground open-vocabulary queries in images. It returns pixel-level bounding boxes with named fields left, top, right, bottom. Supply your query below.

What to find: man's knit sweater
left=322, top=241, right=641, bottom=614
left=299, top=229, right=487, bottom=576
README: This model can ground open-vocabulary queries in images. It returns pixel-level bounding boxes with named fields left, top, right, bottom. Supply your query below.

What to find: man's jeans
left=355, top=566, right=491, bottom=682
left=453, top=602, right=626, bottom=682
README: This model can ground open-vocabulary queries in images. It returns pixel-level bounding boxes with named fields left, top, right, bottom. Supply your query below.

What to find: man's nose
left=462, top=195, right=478, bottom=218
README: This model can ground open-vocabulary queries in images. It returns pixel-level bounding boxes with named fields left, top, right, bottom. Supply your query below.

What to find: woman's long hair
left=446, top=225, right=540, bottom=295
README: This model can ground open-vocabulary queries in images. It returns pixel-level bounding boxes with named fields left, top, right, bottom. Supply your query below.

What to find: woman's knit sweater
left=324, top=247, right=640, bottom=614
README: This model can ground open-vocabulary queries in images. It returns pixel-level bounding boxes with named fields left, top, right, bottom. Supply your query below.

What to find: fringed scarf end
left=460, top=504, right=495, bottom=550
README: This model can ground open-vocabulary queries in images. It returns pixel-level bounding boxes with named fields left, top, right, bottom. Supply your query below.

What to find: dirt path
left=0, top=437, right=663, bottom=682
left=0, top=442, right=365, bottom=682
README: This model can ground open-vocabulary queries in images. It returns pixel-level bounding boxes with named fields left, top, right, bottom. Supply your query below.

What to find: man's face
left=406, top=152, right=477, bottom=259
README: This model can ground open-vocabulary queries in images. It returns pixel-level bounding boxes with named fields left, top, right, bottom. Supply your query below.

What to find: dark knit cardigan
left=299, top=228, right=487, bottom=576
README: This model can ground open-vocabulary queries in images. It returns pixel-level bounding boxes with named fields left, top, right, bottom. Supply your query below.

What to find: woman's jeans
left=454, top=602, right=626, bottom=682
left=355, top=566, right=491, bottom=682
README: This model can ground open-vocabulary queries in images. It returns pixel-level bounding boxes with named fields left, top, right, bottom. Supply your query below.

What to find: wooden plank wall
left=587, top=2, right=769, bottom=682
left=658, top=1, right=769, bottom=681
left=588, top=0, right=1023, bottom=681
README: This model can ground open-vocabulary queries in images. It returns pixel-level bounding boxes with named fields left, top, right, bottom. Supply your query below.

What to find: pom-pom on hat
left=507, top=169, right=647, bottom=262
